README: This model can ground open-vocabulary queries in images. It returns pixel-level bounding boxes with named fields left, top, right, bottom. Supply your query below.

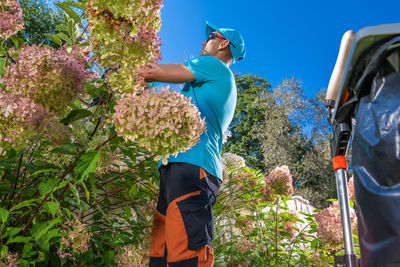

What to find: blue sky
left=158, top=0, right=400, bottom=97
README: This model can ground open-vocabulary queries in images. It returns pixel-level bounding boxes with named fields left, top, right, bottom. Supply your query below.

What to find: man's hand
left=139, top=63, right=196, bottom=84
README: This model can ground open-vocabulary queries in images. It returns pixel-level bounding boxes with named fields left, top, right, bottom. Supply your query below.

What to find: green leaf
left=0, top=57, right=6, bottom=76
left=56, top=32, right=72, bottom=45
left=63, top=1, right=87, bottom=9
left=44, top=202, right=60, bottom=216
left=10, top=199, right=39, bottom=212
left=81, top=181, right=90, bottom=202
left=44, top=34, right=62, bottom=46
left=84, top=83, right=104, bottom=97
left=103, top=250, right=116, bottom=265
left=48, top=217, right=63, bottom=228
left=32, top=168, right=58, bottom=177
left=70, top=183, right=81, bottom=205
left=32, top=218, right=62, bottom=241
left=0, top=208, right=9, bottom=224
left=18, top=259, right=30, bottom=267
left=0, top=159, right=16, bottom=167
left=10, top=35, right=21, bottom=47
left=60, top=109, right=92, bottom=125
left=129, top=184, right=139, bottom=197
left=51, top=143, right=80, bottom=155
left=120, top=147, right=137, bottom=162
left=311, top=238, right=319, bottom=249
left=22, top=243, right=34, bottom=258
left=55, top=24, right=69, bottom=33
left=87, top=78, right=103, bottom=83
left=43, top=228, right=61, bottom=243
left=0, top=245, right=8, bottom=255
left=4, top=227, right=22, bottom=239
left=89, top=175, right=97, bottom=199
left=74, top=150, right=99, bottom=182
left=56, top=4, right=81, bottom=24
left=6, top=236, right=32, bottom=244
left=38, top=179, right=59, bottom=197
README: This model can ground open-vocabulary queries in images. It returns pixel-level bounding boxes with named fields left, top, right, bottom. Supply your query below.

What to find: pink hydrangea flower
left=263, top=165, right=294, bottom=200
left=0, top=251, right=20, bottom=267
left=2, top=44, right=96, bottom=115
left=315, top=201, right=357, bottom=246
left=87, top=0, right=163, bottom=93
left=348, top=176, right=355, bottom=202
left=59, top=214, right=92, bottom=256
left=112, top=86, right=206, bottom=163
left=114, top=244, right=146, bottom=267
left=0, top=90, right=49, bottom=147
left=0, top=0, right=24, bottom=39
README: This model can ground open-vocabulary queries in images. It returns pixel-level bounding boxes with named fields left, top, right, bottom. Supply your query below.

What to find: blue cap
left=205, top=21, right=245, bottom=64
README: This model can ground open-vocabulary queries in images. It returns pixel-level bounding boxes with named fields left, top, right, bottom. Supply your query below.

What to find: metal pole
left=335, top=168, right=357, bottom=267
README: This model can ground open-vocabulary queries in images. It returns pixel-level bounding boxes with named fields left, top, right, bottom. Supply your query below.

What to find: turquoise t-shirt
left=159, top=56, right=237, bottom=181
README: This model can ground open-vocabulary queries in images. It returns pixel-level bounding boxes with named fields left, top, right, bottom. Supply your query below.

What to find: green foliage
left=225, top=74, right=271, bottom=171
left=18, top=0, right=64, bottom=47
left=213, top=166, right=346, bottom=266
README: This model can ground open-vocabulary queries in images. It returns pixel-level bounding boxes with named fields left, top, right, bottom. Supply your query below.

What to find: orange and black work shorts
left=149, top=162, right=221, bottom=267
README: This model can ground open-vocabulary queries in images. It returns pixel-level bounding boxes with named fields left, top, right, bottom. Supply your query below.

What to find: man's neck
left=215, top=55, right=232, bottom=67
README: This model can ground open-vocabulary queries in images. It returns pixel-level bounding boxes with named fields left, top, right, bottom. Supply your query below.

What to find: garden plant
left=0, top=0, right=359, bottom=266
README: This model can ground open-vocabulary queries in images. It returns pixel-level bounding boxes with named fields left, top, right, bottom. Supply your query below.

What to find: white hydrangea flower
left=222, top=152, right=245, bottom=174
left=222, top=128, right=232, bottom=144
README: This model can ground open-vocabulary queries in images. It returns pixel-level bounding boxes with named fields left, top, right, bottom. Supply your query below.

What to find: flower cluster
left=0, top=251, right=20, bottom=267
left=0, top=0, right=24, bottom=39
left=87, top=0, right=163, bottom=93
left=2, top=44, right=95, bottom=115
left=0, top=90, right=49, bottom=147
left=58, top=215, right=92, bottom=257
left=222, top=128, right=232, bottom=144
left=348, top=176, right=355, bottom=202
left=222, top=153, right=245, bottom=174
left=263, top=165, right=294, bottom=200
left=114, top=244, right=146, bottom=267
left=315, top=201, right=357, bottom=246
left=112, top=86, right=206, bottom=163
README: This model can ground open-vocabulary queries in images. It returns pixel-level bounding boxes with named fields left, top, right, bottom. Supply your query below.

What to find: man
left=140, top=21, right=245, bottom=267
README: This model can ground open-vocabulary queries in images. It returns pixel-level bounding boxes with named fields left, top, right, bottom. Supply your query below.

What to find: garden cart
left=325, top=23, right=400, bottom=267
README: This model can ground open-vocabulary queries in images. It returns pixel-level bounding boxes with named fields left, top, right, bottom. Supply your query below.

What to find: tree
left=18, top=0, right=63, bottom=46
left=224, top=74, right=271, bottom=172
left=271, top=80, right=336, bottom=208
left=226, top=75, right=336, bottom=208
left=294, top=89, right=337, bottom=208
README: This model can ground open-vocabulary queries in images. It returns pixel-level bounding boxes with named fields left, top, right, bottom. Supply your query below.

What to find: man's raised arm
left=139, top=63, right=196, bottom=84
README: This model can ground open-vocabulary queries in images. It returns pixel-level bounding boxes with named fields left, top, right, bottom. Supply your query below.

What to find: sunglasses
left=207, top=32, right=226, bottom=42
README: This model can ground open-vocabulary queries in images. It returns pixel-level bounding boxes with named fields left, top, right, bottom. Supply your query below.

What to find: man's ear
left=219, top=39, right=230, bottom=50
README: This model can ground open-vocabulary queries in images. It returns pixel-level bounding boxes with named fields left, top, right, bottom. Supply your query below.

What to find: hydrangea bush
left=214, top=158, right=334, bottom=265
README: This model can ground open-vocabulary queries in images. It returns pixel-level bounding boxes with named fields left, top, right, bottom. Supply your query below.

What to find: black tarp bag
left=351, top=36, right=400, bottom=266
